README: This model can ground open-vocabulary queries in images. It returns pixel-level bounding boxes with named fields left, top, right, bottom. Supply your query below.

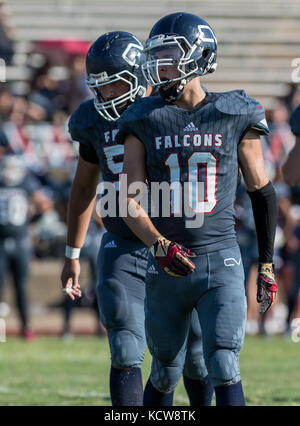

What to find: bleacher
left=6, top=0, right=300, bottom=109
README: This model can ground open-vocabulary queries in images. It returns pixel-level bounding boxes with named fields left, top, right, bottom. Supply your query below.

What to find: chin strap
left=159, top=74, right=198, bottom=103
left=159, top=78, right=187, bottom=103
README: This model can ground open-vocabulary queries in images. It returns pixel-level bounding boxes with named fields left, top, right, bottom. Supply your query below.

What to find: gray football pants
left=97, top=232, right=209, bottom=382
left=145, top=244, right=247, bottom=390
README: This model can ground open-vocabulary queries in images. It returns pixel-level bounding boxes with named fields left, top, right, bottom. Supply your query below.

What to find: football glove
left=257, top=263, right=277, bottom=314
left=150, top=237, right=196, bottom=277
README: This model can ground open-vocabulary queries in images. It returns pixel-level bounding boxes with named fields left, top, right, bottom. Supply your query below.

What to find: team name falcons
left=154, top=133, right=223, bottom=150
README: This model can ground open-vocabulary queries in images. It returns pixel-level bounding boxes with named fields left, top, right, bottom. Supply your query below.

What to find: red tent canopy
left=35, top=39, right=91, bottom=56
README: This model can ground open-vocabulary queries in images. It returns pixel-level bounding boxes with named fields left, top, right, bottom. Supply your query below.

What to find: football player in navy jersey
left=0, top=154, right=53, bottom=340
left=61, top=31, right=214, bottom=406
left=117, top=12, right=278, bottom=406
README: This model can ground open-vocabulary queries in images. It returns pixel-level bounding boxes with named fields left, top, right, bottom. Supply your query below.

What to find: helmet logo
left=122, top=43, right=143, bottom=67
left=197, top=25, right=217, bottom=44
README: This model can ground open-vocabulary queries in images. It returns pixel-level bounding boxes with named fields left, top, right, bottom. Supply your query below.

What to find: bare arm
left=66, top=156, right=100, bottom=248
left=120, top=134, right=162, bottom=247
left=61, top=156, right=100, bottom=299
left=238, top=130, right=269, bottom=191
left=282, top=136, right=300, bottom=187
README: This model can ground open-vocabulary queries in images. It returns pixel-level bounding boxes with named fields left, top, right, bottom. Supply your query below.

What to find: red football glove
left=257, top=263, right=277, bottom=314
left=150, top=237, right=196, bottom=277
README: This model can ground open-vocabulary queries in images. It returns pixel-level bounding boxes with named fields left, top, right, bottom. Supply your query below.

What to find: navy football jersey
left=290, top=104, right=300, bottom=136
left=117, top=90, right=269, bottom=252
left=0, top=174, right=40, bottom=238
left=68, top=99, right=139, bottom=240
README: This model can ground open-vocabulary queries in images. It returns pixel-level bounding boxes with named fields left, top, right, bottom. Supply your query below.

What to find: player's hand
left=256, top=263, right=277, bottom=314
left=60, top=258, right=82, bottom=300
left=150, top=237, right=196, bottom=277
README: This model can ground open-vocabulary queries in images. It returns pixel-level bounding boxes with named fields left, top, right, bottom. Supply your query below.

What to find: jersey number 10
left=165, top=151, right=218, bottom=214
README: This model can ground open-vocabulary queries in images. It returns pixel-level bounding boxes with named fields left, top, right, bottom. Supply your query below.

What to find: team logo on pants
left=224, top=257, right=241, bottom=267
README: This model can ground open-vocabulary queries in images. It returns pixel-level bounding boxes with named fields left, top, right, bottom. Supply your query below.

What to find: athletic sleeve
left=248, top=181, right=277, bottom=263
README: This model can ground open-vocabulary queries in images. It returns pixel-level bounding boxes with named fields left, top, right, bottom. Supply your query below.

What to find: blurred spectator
left=27, top=92, right=55, bottom=123
left=284, top=83, right=300, bottom=113
left=32, top=163, right=74, bottom=258
left=42, top=110, right=76, bottom=167
left=29, top=65, right=66, bottom=116
left=0, top=2, right=15, bottom=64
left=2, top=96, right=40, bottom=170
left=60, top=55, right=91, bottom=113
left=0, top=90, right=14, bottom=124
left=2, top=93, right=77, bottom=176
left=0, top=154, right=53, bottom=340
left=265, top=101, right=295, bottom=170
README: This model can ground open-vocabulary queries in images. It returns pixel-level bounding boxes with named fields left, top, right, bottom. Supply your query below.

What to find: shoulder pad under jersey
left=68, top=99, right=99, bottom=132
left=216, top=90, right=269, bottom=135
left=215, top=90, right=262, bottom=116
left=118, top=96, right=165, bottom=123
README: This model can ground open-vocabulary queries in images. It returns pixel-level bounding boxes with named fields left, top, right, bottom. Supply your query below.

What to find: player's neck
left=174, top=78, right=206, bottom=110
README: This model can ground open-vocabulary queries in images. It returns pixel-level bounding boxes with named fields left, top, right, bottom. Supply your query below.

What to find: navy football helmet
left=86, top=31, right=147, bottom=121
left=142, top=12, right=217, bottom=101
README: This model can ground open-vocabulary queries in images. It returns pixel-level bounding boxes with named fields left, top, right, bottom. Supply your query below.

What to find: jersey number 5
left=103, top=145, right=124, bottom=190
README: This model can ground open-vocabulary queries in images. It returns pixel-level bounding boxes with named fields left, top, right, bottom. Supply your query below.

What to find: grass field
left=0, top=334, right=299, bottom=406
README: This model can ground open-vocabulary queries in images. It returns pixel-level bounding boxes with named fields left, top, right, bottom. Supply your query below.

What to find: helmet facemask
left=86, top=70, right=146, bottom=121
left=142, top=35, right=198, bottom=88
left=142, top=30, right=217, bottom=102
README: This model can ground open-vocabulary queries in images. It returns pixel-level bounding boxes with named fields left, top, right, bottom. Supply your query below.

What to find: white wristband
left=65, top=245, right=81, bottom=259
